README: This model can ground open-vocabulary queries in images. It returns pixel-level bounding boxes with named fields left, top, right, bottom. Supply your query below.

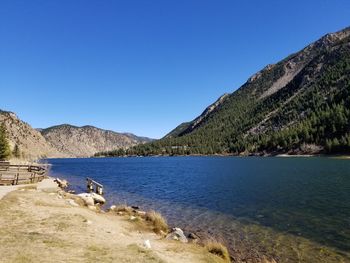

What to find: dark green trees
left=12, top=144, right=21, bottom=158
left=0, top=124, right=11, bottom=160
left=97, top=29, right=350, bottom=157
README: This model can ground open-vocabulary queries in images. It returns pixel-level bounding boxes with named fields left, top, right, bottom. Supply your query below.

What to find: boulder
left=77, top=193, right=105, bottom=206
left=77, top=193, right=95, bottom=206
left=188, top=232, right=200, bottom=243
left=54, top=178, right=68, bottom=188
left=91, top=193, right=106, bottom=204
left=166, top=228, right=188, bottom=243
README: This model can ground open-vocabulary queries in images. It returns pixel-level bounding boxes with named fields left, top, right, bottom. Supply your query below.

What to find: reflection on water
left=47, top=157, right=350, bottom=262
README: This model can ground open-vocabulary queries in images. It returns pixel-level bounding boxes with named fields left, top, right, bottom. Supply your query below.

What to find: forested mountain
left=101, top=26, right=350, bottom=156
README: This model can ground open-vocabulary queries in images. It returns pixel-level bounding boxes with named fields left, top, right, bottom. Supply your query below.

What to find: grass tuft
left=205, top=241, right=230, bottom=262
left=145, top=210, right=168, bottom=234
left=111, top=205, right=133, bottom=214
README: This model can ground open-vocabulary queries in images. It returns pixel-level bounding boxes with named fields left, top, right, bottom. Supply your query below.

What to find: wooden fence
left=0, top=163, right=48, bottom=185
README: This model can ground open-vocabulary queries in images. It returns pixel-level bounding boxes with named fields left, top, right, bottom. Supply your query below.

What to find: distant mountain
left=0, top=110, right=65, bottom=160
left=112, top=26, right=350, bottom=156
left=41, top=124, right=152, bottom=157
left=0, top=110, right=152, bottom=159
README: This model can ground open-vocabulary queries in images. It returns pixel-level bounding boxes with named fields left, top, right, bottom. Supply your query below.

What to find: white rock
left=77, top=193, right=95, bottom=206
left=109, top=205, right=116, bottom=210
left=136, top=210, right=146, bottom=216
left=54, top=178, right=68, bottom=188
left=130, top=216, right=137, bottom=221
left=166, top=227, right=188, bottom=243
left=143, top=240, right=151, bottom=249
left=91, top=193, right=106, bottom=204
left=85, top=220, right=92, bottom=225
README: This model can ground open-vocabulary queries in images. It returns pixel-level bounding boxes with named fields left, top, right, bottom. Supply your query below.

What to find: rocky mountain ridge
left=0, top=111, right=64, bottom=160
left=112, top=26, right=350, bottom=156
left=41, top=124, right=152, bottom=157
left=0, top=110, right=151, bottom=159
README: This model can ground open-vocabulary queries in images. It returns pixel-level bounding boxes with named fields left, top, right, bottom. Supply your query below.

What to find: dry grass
left=0, top=187, right=233, bottom=263
left=205, top=241, right=230, bottom=262
left=111, top=204, right=133, bottom=214
left=145, top=210, right=168, bottom=234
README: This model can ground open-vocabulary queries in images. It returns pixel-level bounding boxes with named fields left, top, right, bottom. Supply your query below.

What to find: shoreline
left=0, top=177, right=232, bottom=263
left=92, top=153, right=350, bottom=158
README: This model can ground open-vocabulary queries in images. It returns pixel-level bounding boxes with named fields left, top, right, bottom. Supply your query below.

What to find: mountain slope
left=0, top=111, right=65, bottom=160
left=41, top=124, right=152, bottom=157
left=116, top=26, right=350, bottom=156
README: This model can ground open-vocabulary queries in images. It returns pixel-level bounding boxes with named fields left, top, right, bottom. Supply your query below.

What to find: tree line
left=0, top=124, right=21, bottom=160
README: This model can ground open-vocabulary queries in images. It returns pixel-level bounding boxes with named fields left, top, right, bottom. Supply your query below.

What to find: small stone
left=188, top=232, right=199, bottom=239
left=136, top=210, right=146, bottom=216
left=130, top=216, right=137, bottom=221
left=166, top=227, right=188, bottom=243
left=143, top=240, right=151, bottom=249
left=109, top=205, right=116, bottom=211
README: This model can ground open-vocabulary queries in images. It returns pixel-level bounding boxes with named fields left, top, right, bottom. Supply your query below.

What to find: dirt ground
left=0, top=182, right=225, bottom=263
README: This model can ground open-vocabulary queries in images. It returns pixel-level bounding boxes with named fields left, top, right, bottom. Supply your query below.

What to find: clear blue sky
left=1, top=0, right=350, bottom=138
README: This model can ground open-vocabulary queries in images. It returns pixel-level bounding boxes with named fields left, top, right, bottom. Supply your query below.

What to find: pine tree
left=0, top=124, right=11, bottom=160
left=12, top=144, right=21, bottom=158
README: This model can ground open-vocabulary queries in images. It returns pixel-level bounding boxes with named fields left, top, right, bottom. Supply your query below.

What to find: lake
left=46, top=156, right=350, bottom=262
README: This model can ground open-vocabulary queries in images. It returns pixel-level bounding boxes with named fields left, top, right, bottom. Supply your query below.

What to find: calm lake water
left=46, top=157, right=350, bottom=262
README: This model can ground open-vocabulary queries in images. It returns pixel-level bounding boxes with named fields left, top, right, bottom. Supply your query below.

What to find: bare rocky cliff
left=41, top=124, right=152, bottom=157
left=0, top=110, right=152, bottom=159
left=0, top=111, right=65, bottom=160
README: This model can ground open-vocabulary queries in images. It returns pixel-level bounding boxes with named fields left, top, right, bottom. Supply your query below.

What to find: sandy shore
left=0, top=178, right=226, bottom=263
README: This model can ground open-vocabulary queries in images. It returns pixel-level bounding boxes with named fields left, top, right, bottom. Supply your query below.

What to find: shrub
left=205, top=241, right=230, bottom=262
left=145, top=210, right=168, bottom=234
